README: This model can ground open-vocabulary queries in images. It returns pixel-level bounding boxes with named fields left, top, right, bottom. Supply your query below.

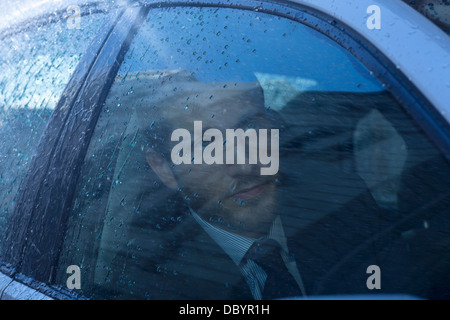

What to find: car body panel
left=0, top=276, right=53, bottom=300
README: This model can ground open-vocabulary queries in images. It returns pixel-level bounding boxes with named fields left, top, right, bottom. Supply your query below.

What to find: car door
left=0, top=1, right=126, bottom=299
left=1, top=0, right=449, bottom=300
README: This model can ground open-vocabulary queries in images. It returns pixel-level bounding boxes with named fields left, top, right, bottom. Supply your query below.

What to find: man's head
left=132, top=71, right=280, bottom=238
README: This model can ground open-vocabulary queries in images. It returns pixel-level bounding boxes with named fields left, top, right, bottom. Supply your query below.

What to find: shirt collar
left=189, top=208, right=288, bottom=266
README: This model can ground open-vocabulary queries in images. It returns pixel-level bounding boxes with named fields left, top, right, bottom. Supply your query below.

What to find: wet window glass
left=402, top=0, right=450, bottom=34
left=0, top=12, right=106, bottom=258
left=57, top=7, right=450, bottom=299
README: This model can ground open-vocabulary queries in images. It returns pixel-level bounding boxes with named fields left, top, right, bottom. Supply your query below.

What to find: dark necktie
left=244, top=239, right=301, bottom=299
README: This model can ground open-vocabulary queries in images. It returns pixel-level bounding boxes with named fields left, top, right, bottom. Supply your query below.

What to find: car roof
left=0, top=0, right=127, bottom=32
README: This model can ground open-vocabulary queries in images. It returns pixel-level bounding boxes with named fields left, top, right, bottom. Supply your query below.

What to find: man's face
left=152, top=82, right=279, bottom=238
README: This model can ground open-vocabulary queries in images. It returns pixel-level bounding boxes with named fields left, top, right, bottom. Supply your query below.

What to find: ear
left=146, top=149, right=179, bottom=190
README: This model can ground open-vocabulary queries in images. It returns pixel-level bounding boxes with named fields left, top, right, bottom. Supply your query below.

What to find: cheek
left=174, top=165, right=230, bottom=195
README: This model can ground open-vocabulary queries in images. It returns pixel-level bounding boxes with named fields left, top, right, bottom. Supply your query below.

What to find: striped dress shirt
left=190, top=208, right=306, bottom=299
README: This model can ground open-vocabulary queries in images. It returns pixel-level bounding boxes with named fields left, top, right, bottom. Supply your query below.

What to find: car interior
left=55, top=68, right=450, bottom=299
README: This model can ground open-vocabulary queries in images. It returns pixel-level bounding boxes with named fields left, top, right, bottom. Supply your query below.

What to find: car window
left=0, top=12, right=107, bottom=259
left=403, top=0, right=450, bottom=34
left=56, top=6, right=450, bottom=299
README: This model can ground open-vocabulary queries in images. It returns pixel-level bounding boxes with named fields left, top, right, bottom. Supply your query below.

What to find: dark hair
left=131, top=71, right=267, bottom=163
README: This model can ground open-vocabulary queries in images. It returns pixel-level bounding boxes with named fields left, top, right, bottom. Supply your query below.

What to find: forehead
left=159, top=82, right=265, bottom=129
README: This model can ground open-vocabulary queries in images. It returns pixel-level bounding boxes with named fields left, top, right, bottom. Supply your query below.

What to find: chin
left=191, top=183, right=278, bottom=235
left=223, top=196, right=278, bottom=237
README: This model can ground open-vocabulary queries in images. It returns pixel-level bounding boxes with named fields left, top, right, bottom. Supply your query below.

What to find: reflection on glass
left=58, top=7, right=450, bottom=300
left=0, top=13, right=106, bottom=257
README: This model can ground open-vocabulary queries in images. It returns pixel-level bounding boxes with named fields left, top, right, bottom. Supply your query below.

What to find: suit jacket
left=92, top=183, right=434, bottom=300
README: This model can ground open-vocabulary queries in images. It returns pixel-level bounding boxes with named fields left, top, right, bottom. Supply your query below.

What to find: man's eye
left=202, top=140, right=210, bottom=148
left=202, top=136, right=215, bottom=148
left=246, top=122, right=255, bottom=130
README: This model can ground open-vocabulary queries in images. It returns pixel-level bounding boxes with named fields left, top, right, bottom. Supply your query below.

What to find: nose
left=225, top=134, right=261, bottom=176
left=226, top=162, right=256, bottom=176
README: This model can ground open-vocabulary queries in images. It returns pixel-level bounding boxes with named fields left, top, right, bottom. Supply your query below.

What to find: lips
left=231, top=183, right=268, bottom=201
